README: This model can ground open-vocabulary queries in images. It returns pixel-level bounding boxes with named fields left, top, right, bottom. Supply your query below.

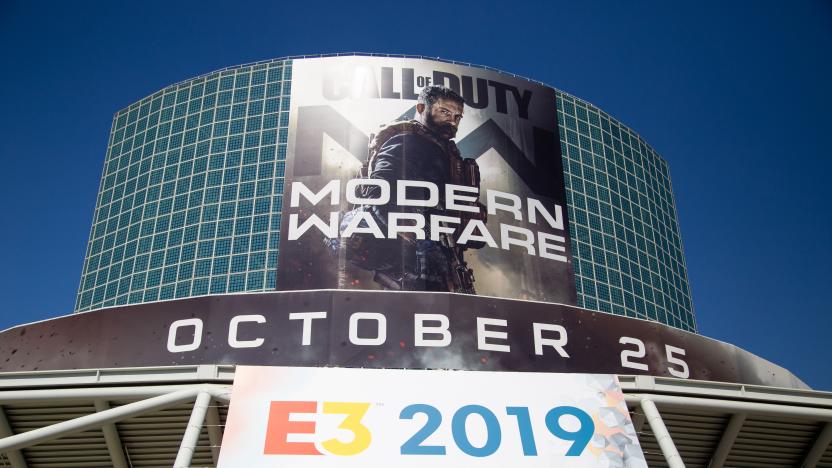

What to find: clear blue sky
left=1, top=1, right=830, bottom=389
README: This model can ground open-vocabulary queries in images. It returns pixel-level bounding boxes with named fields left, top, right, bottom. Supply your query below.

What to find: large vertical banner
left=218, top=366, right=647, bottom=467
left=277, top=57, right=576, bottom=304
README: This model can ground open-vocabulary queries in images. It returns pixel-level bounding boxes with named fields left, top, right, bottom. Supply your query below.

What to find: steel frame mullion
left=0, top=384, right=230, bottom=404
left=632, top=411, right=646, bottom=433
left=0, top=405, right=27, bottom=468
left=0, top=388, right=199, bottom=453
left=708, top=412, right=745, bottom=468
left=641, top=398, right=686, bottom=468
left=206, top=401, right=223, bottom=464
left=625, top=393, right=832, bottom=420
left=802, top=421, right=832, bottom=468
left=94, top=400, right=129, bottom=468
left=174, top=391, right=212, bottom=468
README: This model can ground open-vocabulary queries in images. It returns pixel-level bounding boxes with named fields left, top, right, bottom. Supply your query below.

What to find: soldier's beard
left=425, top=111, right=457, bottom=140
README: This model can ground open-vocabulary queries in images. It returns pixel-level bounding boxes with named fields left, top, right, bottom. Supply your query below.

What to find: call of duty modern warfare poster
left=276, top=56, right=576, bottom=305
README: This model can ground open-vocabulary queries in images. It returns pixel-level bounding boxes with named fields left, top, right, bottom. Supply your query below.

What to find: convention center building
left=1, top=54, right=829, bottom=468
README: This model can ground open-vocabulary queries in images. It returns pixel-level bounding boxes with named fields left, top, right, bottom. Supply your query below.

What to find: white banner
left=218, top=366, right=645, bottom=467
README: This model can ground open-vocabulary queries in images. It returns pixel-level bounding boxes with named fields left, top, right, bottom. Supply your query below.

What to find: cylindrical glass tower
left=75, top=54, right=695, bottom=332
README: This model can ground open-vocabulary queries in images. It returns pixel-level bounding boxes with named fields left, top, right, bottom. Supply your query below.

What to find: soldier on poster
left=278, top=56, right=577, bottom=306
left=337, top=85, right=486, bottom=294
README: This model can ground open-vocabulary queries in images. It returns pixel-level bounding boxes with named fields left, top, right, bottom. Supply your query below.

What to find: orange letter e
left=264, top=401, right=322, bottom=455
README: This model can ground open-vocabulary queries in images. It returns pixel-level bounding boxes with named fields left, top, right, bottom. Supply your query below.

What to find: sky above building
left=0, top=0, right=829, bottom=389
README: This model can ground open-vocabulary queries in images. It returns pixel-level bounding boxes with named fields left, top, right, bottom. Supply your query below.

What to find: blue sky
left=1, top=1, right=830, bottom=389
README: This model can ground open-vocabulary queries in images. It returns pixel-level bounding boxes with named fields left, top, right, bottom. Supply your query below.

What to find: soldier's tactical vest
left=363, top=120, right=485, bottom=221
left=333, top=120, right=486, bottom=292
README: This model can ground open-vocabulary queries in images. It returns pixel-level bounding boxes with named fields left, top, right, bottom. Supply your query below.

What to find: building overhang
left=0, top=365, right=830, bottom=467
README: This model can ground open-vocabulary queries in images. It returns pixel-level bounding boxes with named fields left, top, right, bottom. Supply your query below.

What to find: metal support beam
left=206, top=401, right=223, bottom=464
left=0, top=405, right=26, bottom=468
left=625, top=393, right=832, bottom=420
left=174, top=391, right=211, bottom=468
left=94, top=400, right=129, bottom=468
left=641, top=398, right=685, bottom=468
left=211, top=387, right=232, bottom=404
left=802, top=421, right=832, bottom=468
left=632, top=411, right=646, bottom=433
left=0, top=388, right=199, bottom=453
left=0, top=384, right=231, bottom=404
left=708, top=412, right=745, bottom=468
